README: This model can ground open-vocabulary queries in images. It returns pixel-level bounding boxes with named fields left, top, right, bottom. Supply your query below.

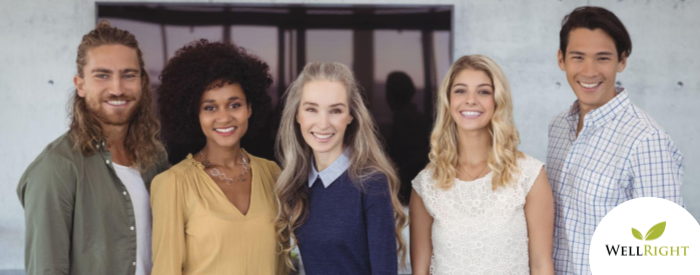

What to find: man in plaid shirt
left=547, top=6, right=684, bottom=274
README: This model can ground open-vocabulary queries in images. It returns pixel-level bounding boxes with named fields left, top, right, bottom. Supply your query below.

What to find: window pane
left=165, top=25, right=222, bottom=61
left=231, top=26, right=279, bottom=106
left=103, top=18, right=164, bottom=85
left=374, top=30, right=424, bottom=123
left=306, top=30, right=353, bottom=67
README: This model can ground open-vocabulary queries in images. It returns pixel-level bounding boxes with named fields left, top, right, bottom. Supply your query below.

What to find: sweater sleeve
left=363, top=175, right=399, bottom=275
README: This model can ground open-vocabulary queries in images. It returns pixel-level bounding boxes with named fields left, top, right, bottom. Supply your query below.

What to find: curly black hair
left=157, top=39, right=273, bottom=164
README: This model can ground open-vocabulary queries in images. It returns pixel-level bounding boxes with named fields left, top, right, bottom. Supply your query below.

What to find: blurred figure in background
left=385, top=71, right=430, bottom=204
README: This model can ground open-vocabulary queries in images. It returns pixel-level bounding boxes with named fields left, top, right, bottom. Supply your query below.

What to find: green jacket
left=17, top=133, right=169, bottom=275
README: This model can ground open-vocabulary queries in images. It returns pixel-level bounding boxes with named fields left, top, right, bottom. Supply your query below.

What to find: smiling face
left=449, top=69, right=496, bottom=134
left=199, top=82, right=251, bottom=150
left=74, top=44, right=142, bottom=126
left=558, top=28, right=627, bottom=112
left=296, top=80, right=354, bottom=160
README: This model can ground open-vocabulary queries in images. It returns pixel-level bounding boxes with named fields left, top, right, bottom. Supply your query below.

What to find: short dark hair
left=157, top=39, right=273, bottom=164
left=559, top=6, right=632, bottom=60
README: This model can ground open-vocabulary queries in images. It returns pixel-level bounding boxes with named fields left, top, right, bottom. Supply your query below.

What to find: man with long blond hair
left=17, top=21, right=168, bottom=275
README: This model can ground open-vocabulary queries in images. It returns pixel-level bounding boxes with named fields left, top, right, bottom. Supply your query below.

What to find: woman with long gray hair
left=275, top=62, right=407, bottom=274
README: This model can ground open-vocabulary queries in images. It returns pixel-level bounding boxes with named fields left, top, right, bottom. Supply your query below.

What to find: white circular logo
left=590, top=197, right=700, bottom=274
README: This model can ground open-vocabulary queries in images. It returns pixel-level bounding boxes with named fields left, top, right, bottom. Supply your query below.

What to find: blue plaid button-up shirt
left=546, top=88, right=684, bottom=274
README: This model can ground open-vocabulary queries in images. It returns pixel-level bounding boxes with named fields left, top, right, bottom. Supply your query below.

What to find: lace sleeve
left=411, top=168, right=432, bottom=197
left=411, top=168, right=436, bottom=217
left=520, top=155, right=544, bottom=195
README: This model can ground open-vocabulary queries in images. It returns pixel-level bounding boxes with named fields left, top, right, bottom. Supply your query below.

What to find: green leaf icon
left=632, top=228, right=643, bottom=240
left=644, top=221, right=666, bottom=241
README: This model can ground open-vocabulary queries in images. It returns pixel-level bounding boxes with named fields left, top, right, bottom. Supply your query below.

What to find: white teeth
left=107, top=100, right=126, bottom=105
left=215, top=127, right=236, bottom=133
left=580, top=82, right=600, bottom=88
left=461, top=111, right=482, bottom=116
left=313, top=133, right=333, bottom=139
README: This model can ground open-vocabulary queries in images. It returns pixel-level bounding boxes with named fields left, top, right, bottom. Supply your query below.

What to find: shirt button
left=130, top=226, right=135, bottom=231
left=132, top=262, right=136, bottom=266
left=123, top=191, right=127, bottom=196
left=106, top=160, right=111, bottom=165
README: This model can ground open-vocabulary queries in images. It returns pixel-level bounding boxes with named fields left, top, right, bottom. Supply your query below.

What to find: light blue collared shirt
left=308, top=150, right=351, bottom=188
left=547, top=88, right=683, bottom=274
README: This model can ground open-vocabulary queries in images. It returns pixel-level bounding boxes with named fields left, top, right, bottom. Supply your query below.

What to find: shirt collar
left=94, top=140, right=106, bottom=151
left=566, top=87, right=630, bottom=131
left=308, top=149, right=351, bottom=188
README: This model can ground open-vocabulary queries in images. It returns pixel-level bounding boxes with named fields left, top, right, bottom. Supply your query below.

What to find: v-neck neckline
left=189, top=153, right=256, bottom=218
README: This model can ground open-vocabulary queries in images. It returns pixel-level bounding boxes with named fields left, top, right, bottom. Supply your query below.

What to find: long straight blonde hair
left=275, top=62, right=408, bottom=269
left=429, top=55, right=523, bottom=190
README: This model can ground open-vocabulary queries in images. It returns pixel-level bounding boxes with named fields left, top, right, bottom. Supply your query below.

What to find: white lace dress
left=412, top=154, right=543, bottom=275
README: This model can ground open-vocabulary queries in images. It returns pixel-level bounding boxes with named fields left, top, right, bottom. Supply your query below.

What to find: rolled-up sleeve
left=628, top=130, right=684, bottom=205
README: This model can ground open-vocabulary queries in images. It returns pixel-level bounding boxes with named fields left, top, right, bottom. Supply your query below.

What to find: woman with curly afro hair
left=150, top=40, right=287, bottom=275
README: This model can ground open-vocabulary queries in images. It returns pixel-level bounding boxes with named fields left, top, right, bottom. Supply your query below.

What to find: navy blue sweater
left=296, top=172, right=398, bottom=275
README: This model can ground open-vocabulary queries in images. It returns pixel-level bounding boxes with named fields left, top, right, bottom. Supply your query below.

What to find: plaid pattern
left=546, top=88, right=684, bottom=274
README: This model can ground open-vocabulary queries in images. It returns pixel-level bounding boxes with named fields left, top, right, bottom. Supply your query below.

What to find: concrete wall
left=1, top=0, right=698, bottom=271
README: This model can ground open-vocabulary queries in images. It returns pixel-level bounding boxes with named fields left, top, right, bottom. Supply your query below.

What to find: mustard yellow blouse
left=150, top=152, right=286, bottom=275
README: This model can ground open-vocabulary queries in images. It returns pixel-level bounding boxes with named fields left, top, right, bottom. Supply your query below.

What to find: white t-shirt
left=113, top=163, right=153, bottom=275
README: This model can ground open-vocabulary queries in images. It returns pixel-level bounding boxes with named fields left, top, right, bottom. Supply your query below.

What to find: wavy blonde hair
left=69, top=20, right=164, bottom=171
left=429, top=55, right=523, bottom=190
left=275, top=62, right=408, bottom=269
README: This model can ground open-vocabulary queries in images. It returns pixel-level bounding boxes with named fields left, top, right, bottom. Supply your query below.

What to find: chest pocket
left=574, top=164, right=627, bottom=206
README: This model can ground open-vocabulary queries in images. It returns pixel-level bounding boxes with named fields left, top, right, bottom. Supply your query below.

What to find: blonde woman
left=275, top=62, right=407, bottom=275
left=410, top=55, right=555, bottom=275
